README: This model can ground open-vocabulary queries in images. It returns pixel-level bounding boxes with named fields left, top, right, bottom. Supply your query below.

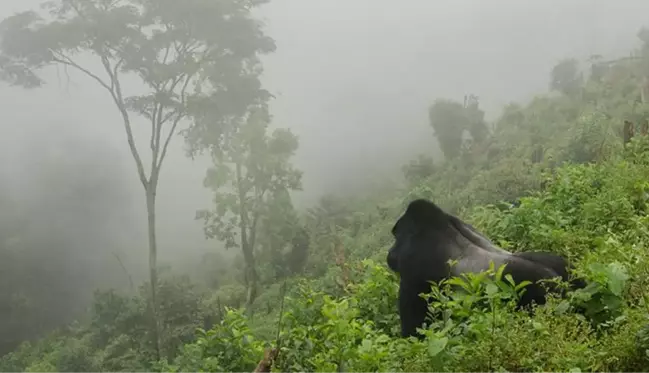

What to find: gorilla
left=387, top=198, right=585, bottom=338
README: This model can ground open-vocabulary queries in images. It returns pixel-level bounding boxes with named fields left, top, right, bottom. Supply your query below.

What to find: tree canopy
left=428, top=95, right=489, bottom=160
left=0, top=0, right=276, bottom=360
left=196, top=107, right=302, bottom=309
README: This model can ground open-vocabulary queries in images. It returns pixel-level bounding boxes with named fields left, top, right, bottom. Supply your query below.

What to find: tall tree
left=636, top=28, right=649, bottom=106
left=196, top=108, right=302, bottom=310
left=550, top=58, right=583, bottom=97
left=257, top=188, right=309, bottom=281
left=0, top=0, right=275, bottom=358
left=402, top=154, right=436, bottom=186
left=428, top=96, right=489, bottom=161
left=428, top=99, right=468, bottom=160
left=463, top=94, right=489, bottom=143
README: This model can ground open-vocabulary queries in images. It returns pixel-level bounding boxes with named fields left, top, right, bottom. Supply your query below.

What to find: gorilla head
left=387, top=198, right=585, bottom=338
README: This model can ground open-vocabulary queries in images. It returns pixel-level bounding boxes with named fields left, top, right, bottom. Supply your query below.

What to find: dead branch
left=111, top=251, right=134, bottom=292
left=333, top=241, right=349, bottom=289
left=253, top=347, right=279, bottom=373
left=624, top=120, right=635, bottom=146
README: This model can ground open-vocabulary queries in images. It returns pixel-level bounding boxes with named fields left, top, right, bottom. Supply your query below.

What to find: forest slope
left=5, top=22, right=649, bottom=373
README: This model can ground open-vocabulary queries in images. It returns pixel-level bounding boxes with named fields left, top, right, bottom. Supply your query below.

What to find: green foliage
left=0, top=0, right=277, bottom=360
left=402, top=154, right=436, bottom=186
left=428, top=98, right=488, bottom=160
left=551, top=58, right=584, bottom=96
left=463, top=94, right=489, bottom=144
left=196, top=107, right=303, bottom=308
left=570, top=262, right=629, bottom=327
left=197, top=109, right=302, bottom=249
left=152, top=259, right=646, bottom=372
left=87, top=273, right=217, bottom=368
left=0, top=272, right=215, bottom=372
left=165, top=309, right=265, bottom=372
left=9, top=7, right=649, bottom=373
left=302, top=194, right=358, bottom=276
left=255, top=189, right=309, bottom=281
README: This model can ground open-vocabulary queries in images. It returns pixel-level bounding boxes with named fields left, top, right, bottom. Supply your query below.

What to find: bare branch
left=51, top=54, right=112, bottom=91
left=150, top=101, right=159, bottom=151
left=154, top=112, right=182, bottom=177
left=161, top=43, right=171, bottom=66
left=111, top=251, right=135, bottom=292
left=48, top=52, right=149, bottom=188
left=100, top=53, right=150, bottom=188
left=148, top=42, right=175, bottom=152
left=111, top=58, right=124, bottom=91
left=156, top=74, right=192, bottom=172
left=253, top=347, right=279, bottom=373
left=153, top=73, right=186, bottom=157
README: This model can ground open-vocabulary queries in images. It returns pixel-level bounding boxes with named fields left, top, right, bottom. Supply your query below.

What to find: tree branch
left=111, top=251, right=134, bottom=292
left=156, top=74, right=193, bottom=172
left=49, top=53, right=148, bottom=189
left=150, top=101, right=160, bottom=151
left=111, top=58, right=124, bottom=90
left=51, top=54, right=112, bottom=91
left=248, top=187, right=267, bottom=251
left=153, top=73, right=186, bottom=161
left=99, top=53, right=150, bottom=188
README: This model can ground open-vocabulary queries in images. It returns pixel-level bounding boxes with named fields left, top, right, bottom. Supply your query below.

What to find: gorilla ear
left=404, top=199, right=449, bottom=227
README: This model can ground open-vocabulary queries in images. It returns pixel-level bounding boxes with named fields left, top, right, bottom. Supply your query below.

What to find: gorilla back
left=387, top=198, right=582, bottom=338
left=450, top=215, right=587, bottom=291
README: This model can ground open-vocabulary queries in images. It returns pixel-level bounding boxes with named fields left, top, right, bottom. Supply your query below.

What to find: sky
left=0, top=0, right=648, bottom=271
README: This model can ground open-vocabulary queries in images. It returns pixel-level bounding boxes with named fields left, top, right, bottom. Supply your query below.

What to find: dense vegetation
left=4, top=1, right=649, bottom=372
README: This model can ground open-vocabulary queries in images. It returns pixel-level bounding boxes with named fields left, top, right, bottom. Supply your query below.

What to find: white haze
left=0, top=0, right=647, bottom=279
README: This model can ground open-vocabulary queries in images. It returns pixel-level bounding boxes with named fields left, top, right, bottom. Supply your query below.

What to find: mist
left=262, top=0, right=649, bottom=199
left=1, top=0, right=649, bottom=341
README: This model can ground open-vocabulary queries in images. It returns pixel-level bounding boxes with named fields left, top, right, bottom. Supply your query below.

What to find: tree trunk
left=145, top=184, right=161, bottom=361
left=234, top=161, right=259, bottom=312
left=254, top=348, right=279, bottom=373
left=624, top=120, right=635, bottom=146
left=242, top=245, right=259, bottom=312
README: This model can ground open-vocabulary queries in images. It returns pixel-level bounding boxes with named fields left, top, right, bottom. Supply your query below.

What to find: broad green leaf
left=428, top=336, right=448, bottom=357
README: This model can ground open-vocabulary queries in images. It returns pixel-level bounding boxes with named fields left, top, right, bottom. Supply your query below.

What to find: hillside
left=5, top=13, right=649, bottom=373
